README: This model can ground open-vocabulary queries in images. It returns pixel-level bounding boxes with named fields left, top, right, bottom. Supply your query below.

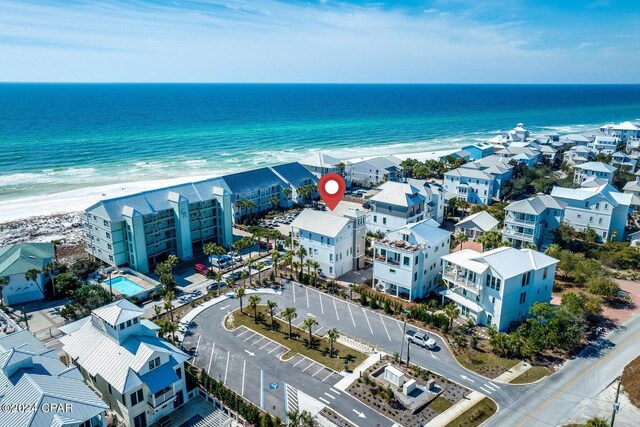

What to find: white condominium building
left=367, top=181, right=426, bottom=233
left=551, top=183, right=631, bottom=242
left=373, top=219, right=451, bottom=301
left=440, top=247, right=558, bottom=332
left=60, top=300, right=190, bottom=427
left=290, top=208, right=366, bottom=279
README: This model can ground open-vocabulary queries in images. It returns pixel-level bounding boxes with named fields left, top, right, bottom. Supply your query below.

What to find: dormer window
left=148, top=357, right=161, bottom=371
left=119, top=323, right=125, bottom=330
left=133, top=317, right=139, bottom=324
left=126, top=320, right=132, bottom=327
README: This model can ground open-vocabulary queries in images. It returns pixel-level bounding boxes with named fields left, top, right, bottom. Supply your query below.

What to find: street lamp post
left=399, top=309, right=410, bottom=362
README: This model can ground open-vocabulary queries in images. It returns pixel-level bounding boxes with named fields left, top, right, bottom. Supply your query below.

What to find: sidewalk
left=333, top=352, right=383, bottom=391
left=426, top=391, right=485, bottom=427
left=493, top=361, right=531, bottom=383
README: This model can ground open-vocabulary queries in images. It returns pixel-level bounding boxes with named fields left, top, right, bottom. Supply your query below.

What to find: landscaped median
left=443, top=397, right=497, bottom=427
left=225, top=305, right=367, bottom=372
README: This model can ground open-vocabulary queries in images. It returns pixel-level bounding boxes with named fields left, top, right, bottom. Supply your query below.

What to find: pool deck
left=101, top=271, right=159, bottom=298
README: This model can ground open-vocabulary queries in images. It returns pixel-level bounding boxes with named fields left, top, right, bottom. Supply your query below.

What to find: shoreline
left=0, top=148, right=456, bottom=224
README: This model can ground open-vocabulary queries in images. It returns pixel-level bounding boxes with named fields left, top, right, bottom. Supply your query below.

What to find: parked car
left=405, top=330, right=437, bottom=349
left=207, top=282, right=225, bottom=291
left=362, top=201, right=371, bottom=209
left=227, top=271, right=243, bottom=281
left=194, top=263, right=209, bottom=275
left=228, top=251, right=243, bottom=262
left=220, top=254, right=235, bottom=264
left=258, top=241, right=273, bottom=250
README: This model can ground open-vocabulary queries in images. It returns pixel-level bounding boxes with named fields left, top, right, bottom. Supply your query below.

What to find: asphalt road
left=182, top=282, right=640, bottom=426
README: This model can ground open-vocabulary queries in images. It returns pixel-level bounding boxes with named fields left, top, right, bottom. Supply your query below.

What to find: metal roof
left=290, top=209, right=351, bottom=238
left=385, top=219, right=451, bottom=247
left=299, top=153, right=342, bottom=168
left=0, top=243, right=54, bottom=277
left=551, top=184, right=632, bottom=206
left=444, top=247, right=558, bottom=279
left=270, top=162, right=318, bottom=188
left=505, top=195, right=565, bottom=215
left=455, top=211, right=499, bottom=232
left=93, top=299, right=144, bottom=326
left=576, top=162, right=617, bottom=173
left=370, top=181, right=425, bottom=207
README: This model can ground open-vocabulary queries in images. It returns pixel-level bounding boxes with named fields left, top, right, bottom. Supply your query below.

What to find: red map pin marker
left=318, top=173, right=346, bottom=211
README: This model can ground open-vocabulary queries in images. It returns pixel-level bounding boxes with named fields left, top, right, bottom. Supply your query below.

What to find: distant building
left=502, top=195, right=565, bottom=249
left=494, top=146, right=540, bottom=167
left=599, top=121, right=640, bottom=142
left=367, top=182, right=426, bottom=233
left=460, top=142, right=495, bottom=160
left=551, top=184, right=632, bottom=242
left=373, top=219, right=451, bottom=301
left=60, top=300, right=190, bottom=427
left=587, top=135, right=619, bottom=154
left=350, top=156, right=403, bottom=186
left=573, top=162, right=616, bottom=185
left=454, top=211, right=499, bottom=240
left=456, top=155, right=514, bottom=200
left=623, top=171, right=640, bottom=210
left=444, top=168, right=495, bottom=205
left=299, top=153, right=351, bottom=186
left=563, top=146, right=592, bottom=166
left=290, top=208, right=366, bottom=279
left=0, top=242, right=54, bottom=306
left=611, top=151, right=637, bottom=173
left=440, top=247, right=558, bottom=331
left=539, top=145, right=558, bottom=162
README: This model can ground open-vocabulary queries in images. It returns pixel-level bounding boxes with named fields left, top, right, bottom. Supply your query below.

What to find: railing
left=442, top=269, right=481, bottom=293
left=375, top=256, right=400, bottom=266
left=504, top=215, right=537, bottom=226
left=148, top=391, right=175, bottom=408
left=502, top=229, right=535, bottom=241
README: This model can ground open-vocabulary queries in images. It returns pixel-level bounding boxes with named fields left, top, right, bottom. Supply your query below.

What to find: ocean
left=1, top=84, right=640, bottom=201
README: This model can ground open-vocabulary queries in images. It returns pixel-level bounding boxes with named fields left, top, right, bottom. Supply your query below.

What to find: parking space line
left=319, top=397, right=330, bottom=405
left=306, top=288, right=310, bottom=308
left=260, top=341, right=273, bottom=350
left=293, top=283, right=296, bottom=303
left=302, top=362, right=315, bottom=372
left=244, top=333, right=256, bottom=341
left=379, top=314, right=392, bottom=341
left=237, top=329, right=249, bottom=337
left=268, top=345, right=281, bottom=354
left=362, top=308, right=373, bottom=334
left=348, top=304, right=356, bottom=327
left=207, top=342, right=216, bottom=375
left=319, top=292, right=324, bottom=314
left=293, top=357, right=305, bottom=367
left=223, top=350, right=230, bottom=385
left=315, top=326, right=325, bottom=336
left=194, top=334, right=201, bottom=363
left=397, top=321, right=404, bottom=332
left=323, top=392, right=336, bottom=400
left=312, top=366, right=325, bottom=377
left=333, top=299, right=340, bottom=321
left=253, top=336, right=265, bottom=345
left=323, top=372, right=334, bottom=382
left=241, top=359, right=246, bottom=396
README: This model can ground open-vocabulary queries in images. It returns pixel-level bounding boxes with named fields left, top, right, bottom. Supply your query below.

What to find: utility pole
left=611, top=377, right=621, bottom=427
left=399, top=314, right=407, bottom=362
left=406, top=336, right=411, bottom=367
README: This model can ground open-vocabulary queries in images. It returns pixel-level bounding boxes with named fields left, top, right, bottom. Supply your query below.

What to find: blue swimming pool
left=107, top=276, right=146, bottom=296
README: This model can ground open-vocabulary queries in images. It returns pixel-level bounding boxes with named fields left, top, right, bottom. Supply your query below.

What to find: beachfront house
left=0, top=330, right=108, bottom=427
left=60, top=300, right=190, bottom=427
left=502, top=195, right=565, bottom=250
left=587, top=135, right=619, bottom=154
left=299, top=153, right=351, bottom=186
left=456, top=155, right=514, bottom=199
left=290, top=208, right=366, bottom=279
left=600, top=121, right=640, bottom=142
left=539, top=145, right=558, bottom=162
left=460, top=142, right=495, bottom=160
left=367, top=181, right=426, bottom=233
left=84, top=178, right=234, bottom=274
left=443, top=168, right=495, bottom=205
left=623, top=171, right=640, bottom=209
left=494, top=146, right=540, bottom=167
left=405, top=178, right=447, bottom=223
left=561, top=133, right=594, bottom=147
left=454, top=211, right=499, bottom=241
left=611, top=151, right=637, bottom=173
left=573, top=162, right=616, bottom=185
left=439, top=247, right=558, bottom=331
left=350, top=156, right=403, bottom=186
left=372, top=219, right=451, bottom=301
left=0, top=242, right=54, bottom=306
left=551, top=183, right=632, bottom=242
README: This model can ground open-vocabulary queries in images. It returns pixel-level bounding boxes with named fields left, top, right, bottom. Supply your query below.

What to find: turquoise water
left=1, top=84, right=640, bottom=200
left=107, top=276, right=145, bottom=296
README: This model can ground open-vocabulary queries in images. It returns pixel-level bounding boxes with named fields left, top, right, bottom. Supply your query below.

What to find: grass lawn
left=444, top=397, right=497, bottom=427
left=227, top=306, right=367, bottom=372
left=510, top=366, right=552, bottom=384
left=621, top=355, right=640, bottom=408
left=429, top=396, right=454, bottom=413
left=454, top=347, right=519, bottom=379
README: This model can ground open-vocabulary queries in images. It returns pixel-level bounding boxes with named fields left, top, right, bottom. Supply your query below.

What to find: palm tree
left=269, top=196, right=280, bottom=212
left=447, top=198, right=459, bottom=220
left=244, top=199, right=256, bottom=221
left=585, top=417, right=609, bottom=427
left=327, top=328, right=340, bottom=358
left=42, top=261, right=60, bottom=298
left=235, top=287, right=246, bottom=314
left=291, top=261, right=300, bottom=279
left=166, top=254, right=179, bottom=274
left=282, top=251, right=294, bottom=275
left=240, top=271, right=249, bottom=287
left=444, top=302, right=460, bottom=328
left=24, top=268, right=43, bottom=295
left=454, top=232, right=468, bottom=250
left=478, top=230, right=502, bottom=251
left=246, top=262, right=255, bottom=286
left=302, top=318, right=318, bottom=349
left=296, top=248, right=307, bottom=275
left=281, top=307, right=297, bottom=339
left=256, top=262, right=265, bottom=284
left=271, top=252, right=281, bottom=277
left=166, top=321, right=178, bottom=343
left=311, top=261, right=320, bottom=285
left=267, top=300, right=278, bottom=331
left=0, top=277, right=9, bottom=306
left=304, top=259, right=313, bottom=276
left=348, top=284, right=356, bottom=300
left=163, top=290, right=175, bottom=323
left=283, top=188, right=293, bottom=205
left=248, top=295, right=261, bottom=323
left=203, top=242, right=225, bottom=268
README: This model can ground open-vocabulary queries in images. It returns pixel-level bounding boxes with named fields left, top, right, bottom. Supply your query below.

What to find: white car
left=405, top=330, right=437, bottom=349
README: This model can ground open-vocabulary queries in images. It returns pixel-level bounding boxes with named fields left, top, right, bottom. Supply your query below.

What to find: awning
left=438, top=290, right=484, bottom=313
left=139, top=358, right=180, bottom=394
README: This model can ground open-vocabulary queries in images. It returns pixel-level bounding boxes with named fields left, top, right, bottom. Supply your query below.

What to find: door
left=174, top=389, right=185, bottom=409
left=133, top=412, right=147, bottom=427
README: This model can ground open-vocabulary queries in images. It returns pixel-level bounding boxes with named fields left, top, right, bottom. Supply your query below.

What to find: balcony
left=375, top=255, right=400, bottom=266
left=148, top=391, right=175, bottom=409
left=502, top=228, right=535, bottom=241
left=442, top=268, right=482, bottom=293
left=504, top=215, right=537, bottom=226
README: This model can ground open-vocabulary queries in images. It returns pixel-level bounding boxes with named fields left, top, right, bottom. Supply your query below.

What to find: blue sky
left=1, top=0, right=639, bottom=83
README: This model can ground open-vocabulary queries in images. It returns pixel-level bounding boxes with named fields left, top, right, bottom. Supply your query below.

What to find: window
left=329, top=267, right=333, bottom=274
left=543, top=267, right=548, bottom=280
left=382, top=217, right=387, bottom=225
left=389, top=269, right=395, bottom=273
left=119, top=323, right=125, bottom=330
left=519, top=292, right=527, bottom=304
left=130, top=388, right=144, bottom=406
left=108, top=384, right=112, bottom=394
left=106, top=232, right=111, bottom=239
left=414, top=272, right=418, bottom=281
left=596, top=203, right=600, bottom=209
left=585, top=202, right=589, bottom=208
left=103, top=220, right=109, bottom=226
left=329, top=254, right=333, bottom=262
left=373, top=215, right=377, bottom=223
left=403, top=256, right=410, bottom=266
left=176, top=367, right=182, bottom=379
left=126, top=320, right=132, bottom=327
left=148, top=357, right=161, bottom=371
